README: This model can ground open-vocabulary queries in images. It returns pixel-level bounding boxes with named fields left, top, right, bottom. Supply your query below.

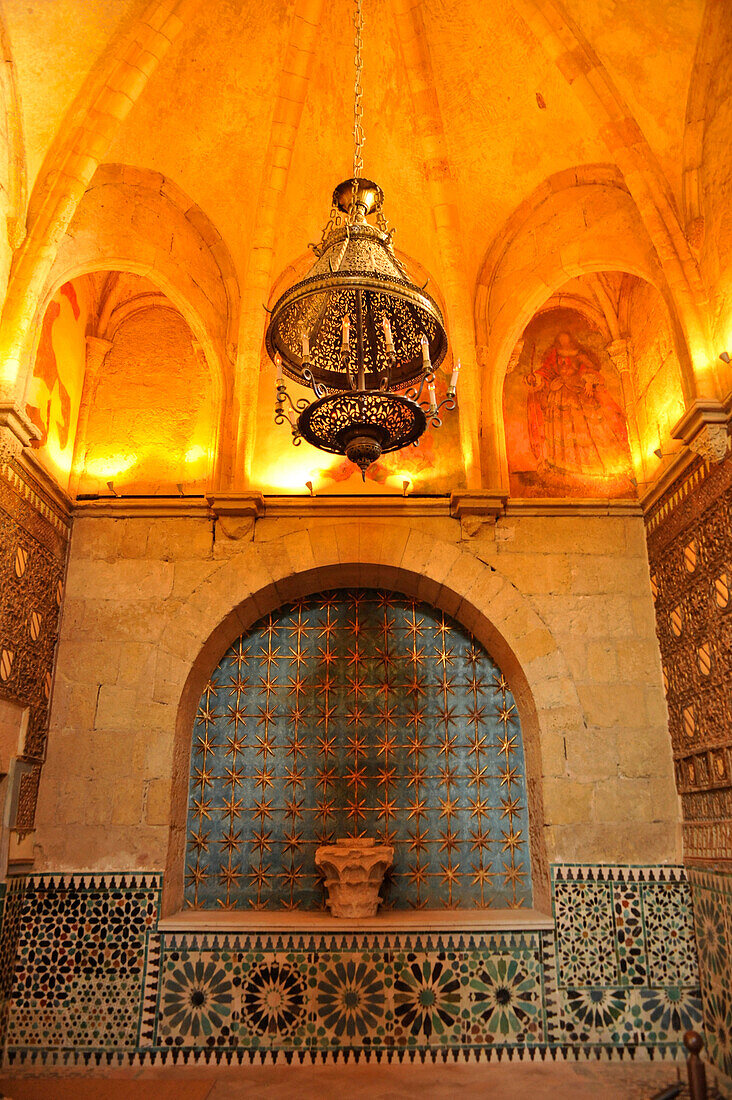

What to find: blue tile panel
left=2, top=864, right=701, bottom=1067
left=183, top=589, right=533, bottom=911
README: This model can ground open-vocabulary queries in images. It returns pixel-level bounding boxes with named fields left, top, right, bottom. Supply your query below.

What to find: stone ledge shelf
left=158, top=908, right=555, bottom=933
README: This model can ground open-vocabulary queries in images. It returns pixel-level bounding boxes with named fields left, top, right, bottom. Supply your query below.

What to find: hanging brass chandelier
left=266, top=0, right=459, bottom=478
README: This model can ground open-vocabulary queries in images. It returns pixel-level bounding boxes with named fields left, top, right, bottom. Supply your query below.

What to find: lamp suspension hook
left=351, top=0, right=365, bottom=214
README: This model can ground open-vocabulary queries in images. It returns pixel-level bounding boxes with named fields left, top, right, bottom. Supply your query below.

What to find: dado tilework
left=185, top=589, right=532, bottom=912
left=689, top=867, right=732, bottom=1078
left=5, top=873, right=161, bottom=1058
left=1, top=865, right=700, bottom=1067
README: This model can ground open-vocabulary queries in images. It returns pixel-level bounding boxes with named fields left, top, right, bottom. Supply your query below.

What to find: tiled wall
left=689, top=867, right=732, bottom=1077
left=185, top=589, right=533, bottom=912
left=0, top=864, right=700, bottom=1067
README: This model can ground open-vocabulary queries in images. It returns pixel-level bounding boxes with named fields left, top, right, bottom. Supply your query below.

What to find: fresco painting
left=503, top=308, right=635, bottom=498
left=25, top=281, right=88, bottom=487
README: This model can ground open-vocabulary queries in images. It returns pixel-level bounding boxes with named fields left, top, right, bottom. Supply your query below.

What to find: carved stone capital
left=0, top=402, right=41, bottom=460
left=315, top=838, right=393, bottom=918
left=450, top=491, right=507, bottom=521
left=206, top=493, right=266, bottom=539
left=672, top=398, right=730, bottom=464
left=688, top=423, right=730, bottom=463
left=85, top=336, right=114, bottom=378
left=606, top=337, right=631, bottom=373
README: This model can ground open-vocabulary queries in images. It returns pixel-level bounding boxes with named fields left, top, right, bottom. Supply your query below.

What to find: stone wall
left=33, top=504, right=679, bottom=884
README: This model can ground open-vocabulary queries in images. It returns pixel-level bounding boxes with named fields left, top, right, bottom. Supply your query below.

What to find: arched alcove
left=183, top=587, right=533, bottom=912
left=164, top=538, right=560, bottom=919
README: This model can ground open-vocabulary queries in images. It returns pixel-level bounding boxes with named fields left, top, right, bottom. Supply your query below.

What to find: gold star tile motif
left=229, top=641, right=249, bottom=672
left=190, top=827, right=210, bottom=856
left=184, top=589, right=532, bottom=911
left=224, top=762, right=245, bottom=790
left=194, top=729, right=218, bottom=758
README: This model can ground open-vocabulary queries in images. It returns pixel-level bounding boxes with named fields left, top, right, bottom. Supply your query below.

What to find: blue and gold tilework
left=184, top=588, right=533, bottom=911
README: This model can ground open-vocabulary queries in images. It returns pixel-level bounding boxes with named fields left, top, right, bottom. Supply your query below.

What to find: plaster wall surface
left=33, top=508, right=679, bottom=878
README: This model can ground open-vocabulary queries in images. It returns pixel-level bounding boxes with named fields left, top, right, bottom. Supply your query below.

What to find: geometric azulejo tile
left=392, top=951, right=464, bottom=1048
left=553, top=881, right=617, bottom=987
left=312, top=950, right=392, bottom=1049
left=240, top=953, right=310, bottom=1051
left=156, top=950, right=238, bottom=1048
left=558, top=986, right=632, bottom=1044
left=634, top=987, right=703, bottom=1044
left=6, top=875, right=161, bottom=1054
left=0, top=866, right=704, bottom=1066
left=465, top=950, right=544, bottom=1045
left=612, top=881, right=647, bottom=986
left=642, top=882, right=697, bottom=987
left=6, top=973, right=144, bottom=1051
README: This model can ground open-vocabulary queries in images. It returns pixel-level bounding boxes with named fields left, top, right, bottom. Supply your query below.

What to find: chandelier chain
left=353, top=0, right=364, bottom=181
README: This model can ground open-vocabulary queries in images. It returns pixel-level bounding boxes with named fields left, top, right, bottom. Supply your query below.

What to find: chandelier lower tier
left=266, top=179, right=459, bottom=478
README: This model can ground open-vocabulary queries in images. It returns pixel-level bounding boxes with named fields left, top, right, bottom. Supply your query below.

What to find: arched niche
left=24, top=271, right=220, bottom=496
left=503, top=303, right=635, bottom=499
left=182, top=587, right=534, bottom=913
left=500, top=270, right=689, bottom=496
left=474, top=165, right=696, bottom=487
left=164, top=551, right=555, bottom=920
left=22, top=165, right=239, bottom=489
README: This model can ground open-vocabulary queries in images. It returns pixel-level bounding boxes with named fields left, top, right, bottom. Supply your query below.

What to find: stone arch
left=0, top=0, right=200, bottom=399
left=22, top=166, right=240, bottom=489
left=475, top=166, right=695, bottom=485
left=511, top=0, right=711, bottom=378
left=681, top=0, right=732, bottom=378
left=161, top=523, right=584, bottom=915
left=0, top=7, right=26, bottom=257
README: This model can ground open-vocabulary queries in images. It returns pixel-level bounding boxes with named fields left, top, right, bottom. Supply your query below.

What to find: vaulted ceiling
left=0, top=0, right=728, bottom=498
left=4, top=0, right=703, bottom=288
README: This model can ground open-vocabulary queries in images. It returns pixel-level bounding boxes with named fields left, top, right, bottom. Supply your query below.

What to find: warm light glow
left=185, top=444, right=207, bottom=464
left=43, top=436, right=73, bottom=477
left=257, top=444, right=326, bottom=493
left=386, top=470, right=417, bottom=492
left=0, top=354, right=19, bottom=388
left=85, top=453, right=137, bottom=479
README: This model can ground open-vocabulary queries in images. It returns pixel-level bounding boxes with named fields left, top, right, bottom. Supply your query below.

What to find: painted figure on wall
left=526, top=330, right=630, bottom=477
left=25, top=281, right=88, bottom=487
left=504, top=309, right=635, bottom=498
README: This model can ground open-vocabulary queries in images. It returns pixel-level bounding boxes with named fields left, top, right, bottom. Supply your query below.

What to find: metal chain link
left=352, top=0, right=364, bottom=181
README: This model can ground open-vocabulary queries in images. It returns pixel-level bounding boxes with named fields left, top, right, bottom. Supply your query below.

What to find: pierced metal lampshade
left=266, top=179, right=456, bottom=478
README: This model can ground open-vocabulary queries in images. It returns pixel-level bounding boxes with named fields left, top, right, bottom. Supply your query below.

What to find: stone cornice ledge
left=75, top=496, right=211, bottom=519
left=672, top=396, right=729, bottom=440
left=506, top=498, right=641, bottom=516
left=159, top=907, right=554, bottom=934
left=0, top=401, right=41, bottom=448
left=450, top=491, right=507, bottom=519
left=671, top=396, right=731, bottom=463
left=263, top=495, right=451, bottom=519
left=206, top=492, right=266, bottom=519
